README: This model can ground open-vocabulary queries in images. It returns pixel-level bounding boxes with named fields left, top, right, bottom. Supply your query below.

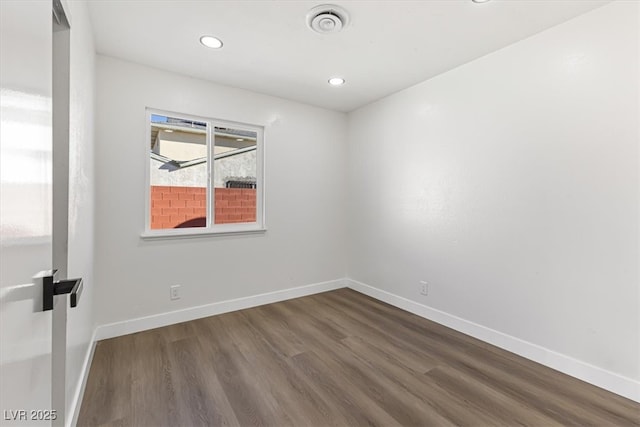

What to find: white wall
left=94, top=56, right=347, bottom=325
left=348, top=0, right=638, bottom=384
left=64, top=0, right=96, bottom=423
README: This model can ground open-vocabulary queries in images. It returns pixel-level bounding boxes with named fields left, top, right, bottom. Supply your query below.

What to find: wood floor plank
left=77, top=335, right=134, bottom=426
left=78, top=289, right=640, bottom=427
left=129, top=330, right=180, bottom=427
left=268, top=303, right=476, bottom=426
left=423, top=365, right=565, bottom=426
left=308, top=293, right=441, bottom=373
left=167, top=336, right=240, bottom=426
left=338, top=336, right=497, bottom=426
left=289, top=350, right=404, bottom=427
left=237, top=304, right=307, bottom=358
left=218, top=310, right=337, bottom=426
left=191, top=316, right=284, bottom=426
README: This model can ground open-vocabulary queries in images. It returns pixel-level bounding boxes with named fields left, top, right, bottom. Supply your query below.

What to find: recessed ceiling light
left=200, top=35, right=223, bottom=49
left=328, top=77, right=345, bottom=86
left=164, top=129, right=173, bottom=133
left=236, top=138, right=244, bottom=141
left=472, top=0, right=491, bottom=3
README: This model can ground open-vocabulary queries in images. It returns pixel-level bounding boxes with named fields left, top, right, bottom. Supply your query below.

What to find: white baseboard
left=95, top=279, right=347, bottom=341
left=67, top=328, right=97, bottom=427
left=346, top=278, right=640, bottom=403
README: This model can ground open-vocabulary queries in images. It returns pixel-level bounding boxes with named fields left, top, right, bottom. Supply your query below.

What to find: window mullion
left=208, top=121, right=214, bottom=229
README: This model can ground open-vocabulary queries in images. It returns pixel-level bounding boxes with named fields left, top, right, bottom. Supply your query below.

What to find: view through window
left=148, top=111, right=262, bottom=233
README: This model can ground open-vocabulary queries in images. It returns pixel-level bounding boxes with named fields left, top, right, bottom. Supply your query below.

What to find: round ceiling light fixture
left=200, top=35, right=223, bottom=49
left=328, top=77, right=345, bottom=86
left=307, top=4, right=350, bottom=34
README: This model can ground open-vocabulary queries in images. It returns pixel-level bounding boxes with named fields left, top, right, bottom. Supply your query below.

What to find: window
left=144, top=109, right=264, bottom=237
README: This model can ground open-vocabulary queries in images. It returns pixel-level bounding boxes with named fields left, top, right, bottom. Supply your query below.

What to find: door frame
left=52, top=0, right=71, bottom=425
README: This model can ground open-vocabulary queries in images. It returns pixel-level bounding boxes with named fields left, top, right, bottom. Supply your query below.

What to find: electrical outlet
left=419, top=281, right=428, bottom=296
left=170, top=284, right=181, bottom=300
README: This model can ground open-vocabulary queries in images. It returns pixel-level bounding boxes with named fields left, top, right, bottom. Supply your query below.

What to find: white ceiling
left=86, top=0, right=610, bottom=113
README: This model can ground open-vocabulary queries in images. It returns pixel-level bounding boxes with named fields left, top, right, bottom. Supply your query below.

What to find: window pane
left=150, top=115, right=208, bottom=229
left=213, top=126, right=257, bottom=224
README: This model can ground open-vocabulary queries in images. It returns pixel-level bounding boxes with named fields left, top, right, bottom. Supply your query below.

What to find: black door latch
left=42, top=270, right=83, bottom=311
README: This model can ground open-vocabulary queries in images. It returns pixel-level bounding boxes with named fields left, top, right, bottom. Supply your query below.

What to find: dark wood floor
left=78, top=288, right=639, bottom=426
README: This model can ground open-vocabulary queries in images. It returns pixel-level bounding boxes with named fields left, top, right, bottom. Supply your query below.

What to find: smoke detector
left=306, top=4, right=350, bottom=34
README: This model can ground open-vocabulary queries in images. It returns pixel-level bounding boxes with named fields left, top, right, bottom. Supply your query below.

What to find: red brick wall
left=150, top=186, right=207, bottom=229
left=150, top=186, right=256, bottom=229
left=214, top=188, right=257, bottom=224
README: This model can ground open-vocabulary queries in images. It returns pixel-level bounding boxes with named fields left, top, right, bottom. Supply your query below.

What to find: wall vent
left=226, top=179, right=257, bottom=189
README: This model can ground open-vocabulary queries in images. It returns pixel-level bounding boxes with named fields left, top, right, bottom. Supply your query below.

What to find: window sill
left=140, top=226, right=267, bottom=240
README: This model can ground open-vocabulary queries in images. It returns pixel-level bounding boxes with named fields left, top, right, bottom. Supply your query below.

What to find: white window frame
left=142, top=108, right=266, bottom=239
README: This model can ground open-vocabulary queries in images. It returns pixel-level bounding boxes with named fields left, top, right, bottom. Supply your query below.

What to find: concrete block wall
left=214, top=188, right=257, bottom=224
left=150, top=186, right=256, bottom=228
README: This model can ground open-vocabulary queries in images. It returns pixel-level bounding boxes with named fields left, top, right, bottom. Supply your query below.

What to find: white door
left=1, top=1, right=69, bottom=425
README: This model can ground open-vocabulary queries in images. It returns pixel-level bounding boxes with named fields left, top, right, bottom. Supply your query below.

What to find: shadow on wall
left=175, top=217, right=205, bottom=228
